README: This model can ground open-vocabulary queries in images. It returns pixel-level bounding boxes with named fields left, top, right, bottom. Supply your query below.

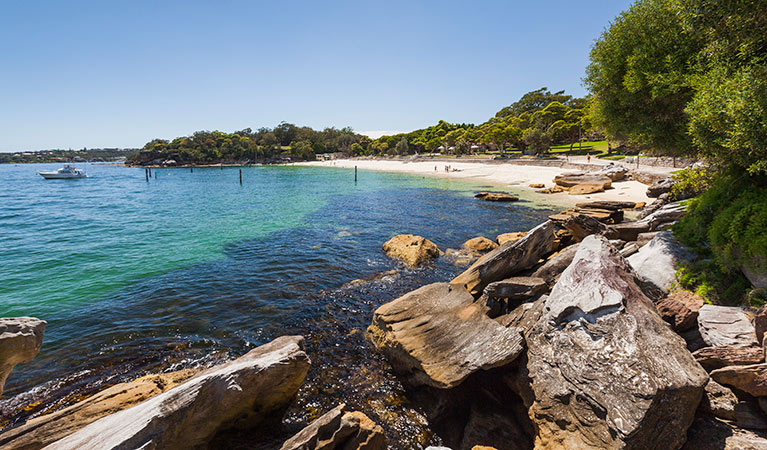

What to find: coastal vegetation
left=0, top=148, right=136, bottom=164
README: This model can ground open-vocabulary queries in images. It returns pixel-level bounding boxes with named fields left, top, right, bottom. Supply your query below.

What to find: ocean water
left=0, top=163, right=557, bottom=446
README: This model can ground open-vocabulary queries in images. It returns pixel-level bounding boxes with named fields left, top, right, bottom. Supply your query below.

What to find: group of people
left=435, top=165, right=454, bottom=173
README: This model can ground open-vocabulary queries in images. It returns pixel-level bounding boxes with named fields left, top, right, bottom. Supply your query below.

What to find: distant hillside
left=0, top=148, right=138, bottom=164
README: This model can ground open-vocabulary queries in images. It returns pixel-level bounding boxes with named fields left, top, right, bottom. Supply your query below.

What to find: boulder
left=442, top=248, right=480, bottom=267
left=523, top=235, right=708, bottom=449
left=496, top=232, right=526, bottom=246
left=474, top=192, right=519, bottom=202
left=0, top=369, right=198, bottom=449
left=682, top=416, right=767, bottom=450
left=693, top=345, right=764, bottom=371
left=367, top=282, right=524, bottom=389
left=575, top=201, right=637, bottom=211
left=596, top=162, right=628, bottom=181
left=382, top=234, right=440, bottom=267
left=609, top=221, right=651, bottom=242
left=560, top=214, right=611, bottom=241
left=482, top=277, right=547, bottom=318
left=549, top=208, right=622, bottom=224
left=742, top=263, right=767, bottom=290
left=553, top=173, right=612, bottom=189
left=529, top=183, right=545, bottom=189
left=647, top=177, right=676, bottom=197
left=698, top=305, right=759, bottom=347
left=636, top=231, right=660, bottom=247
left=531, top=244, right=579, bottom=286
left=655, top=291, right=706, bottom=332
left=700, top=379, right=738, bottom=420
left=463, top=237, right=499, bottom=253
left=279, top=404, right=385, bottom=450
left=537, top=186, right=565, bottom=194
left=637, top=201, right=688, bottom=231
left=710, top=363, right=767, bottom=397
left=568, top=184, right=604, bottom=195
left=451, top=221, right=560, bottom=296
left=628, top=230, right=693, bottom=293
left=0, top=317, right=46, bottom=396
left=46, top=335, right=310, bottom=450
left=734, top=401, right=767, bottom=430
left=619, top=243, right=639, bottom=258
left=755, top=305, right=767, bottom=345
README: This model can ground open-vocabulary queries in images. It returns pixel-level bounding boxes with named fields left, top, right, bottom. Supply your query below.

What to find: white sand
left=297, top=159, right=668, bottom=207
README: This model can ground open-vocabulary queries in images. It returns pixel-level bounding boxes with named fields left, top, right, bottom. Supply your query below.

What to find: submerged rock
left=279, top=404, right=385, bottom=450
left=382, top=234, right=440, bottom=267
left=367, top=282, right=524, bottom=389
left=0, top=317, right=46, bottom=397
left=523, top=235, right=708, bottom=449
left=46, top=335, right=310, bottom=450
left=474, top=192, right=519, bottom=202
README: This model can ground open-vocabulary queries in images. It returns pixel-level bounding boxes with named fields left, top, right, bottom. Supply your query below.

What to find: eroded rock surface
left=628, top=231, right=693, bottom=293
left=524, top=235, right=708, bottom=449
left=474, top=192, right=519, bottom=202
left=700, top=379, right=738, bottom=420
left=693, top=345, right=764, bottom=371
left=656, top=291, right=705, bottom=332
left=279, top=404, right=385, bottom=450
left=710, top=363, right=767, bottom=397
left=463, top=237, right=498, bottom=253
left=382, top=234, right=440, bottom=267
left=698, top=305, right=759, bottom=347
left=0, top=317, right=46, bottom=397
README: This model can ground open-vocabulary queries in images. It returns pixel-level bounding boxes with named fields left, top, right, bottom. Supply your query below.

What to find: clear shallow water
left=0, top=163, right=556, bottom=446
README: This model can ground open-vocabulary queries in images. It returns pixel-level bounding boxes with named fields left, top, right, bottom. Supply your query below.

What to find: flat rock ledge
left=367, top=282, right=524, bottom=389
left=0, top=317, right=46, bottom=397
left=45, top=335, right=310, bottom=450
left=474, top=192, right=519, bottom=202
left=523, top=235, right=708, bottom=449
left=280, top=403, right=385, bottom=450
left=382, top=234, right=440, bottom=267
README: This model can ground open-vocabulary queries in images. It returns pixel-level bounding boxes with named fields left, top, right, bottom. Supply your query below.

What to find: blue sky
left=0, top=0, right=633, bottom=152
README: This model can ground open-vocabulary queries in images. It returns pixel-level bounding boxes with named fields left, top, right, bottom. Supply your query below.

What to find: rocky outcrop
left=693, top=345, right=764, bottom=371
left=279, top=404, right=385, bottom=450
left=575, top=201, right=637, bottom=211
left=0, top=369, right=198, bottom=449
left=496, top=232, right=526, bottom=246
left=560, top=214, right=611, bottom=241
left=628, top=231, right=693, bottom=293
left=474, top=192, right=519, bottom=202
left=482, top=277, right=547, bottom=318
left=697, top=305, right=759, bottom=347
left=610, top=221, right=651, bottom=242
left=700, top=379, right=738, bottom=420
left=549, top=207, right=623, bottom=224
left=710, top=364, right=767, bottom=397
left=463, top=237, right=498, bottom=253
left=655, top=291, right=705, bottom=332
left=647, top=177, right=676, bottom=198
left=531, top=244, right=579, bottom=286
left=0, top=317, right=46, bottom=396
left=451, top=221, right=560, bottom=296
left=382, top=234, right=440, bottom=267
left=367, top=282, right=524, bottom=389
left=637, top=201, right=688, bottom=231
left=523, top=235, right=708, bottom=449
left=568, top=184, right=604, bottom=195
left=46, top=336, right=310, bottom=450
left=553, top=173, right=612, bottom=189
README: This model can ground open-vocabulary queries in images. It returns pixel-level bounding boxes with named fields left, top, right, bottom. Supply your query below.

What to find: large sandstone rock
left=367, top=282, right=524, bottom=389
left=647, top=177, right=676, bottom=198
left=700, top=379, right=738, bottom=420
left=463, top=237, right=498, bottom=253
left=637, top=201, right=688, bottom=231
left=710, top=363, right=767, bottom=397
left=575, top=201, right=638, bottom=211
left=596, top=162, right=628, bottom=181
left=561, top=214, right=611, bottom=241
left=609, top=221, right=651, bottom=242
left=693, top=345, right=764, bottom=371
left=568, top=184, right=604, bottom=195
left=531, top=244, right=579, bottom=286
left=553, top=173, right=612, bottom=189
left=279, top=404, right=385, bottom=450
left=682, top=416, right=767, bottom=450
left=382, top=234, right=440, bottom=267
left=482, top=277, right=547, bottom=318
left=655, top=291, right=705, bottom=332
left=496, top=232, right=526, bottom=246
left=474, top=192, right=519, bottom=202
left=523, top=235, right=708, bottom=449
left=0, top=317, right=46, bottom=396
left=451, top=221, right=560, bottom=296
left=46, top=336, right=310, bottom=450
left=628, top=231, right=693, bottom=293
left=0, top=369, right=198, bottom=449
left=698, top=305, right=759, bottom=347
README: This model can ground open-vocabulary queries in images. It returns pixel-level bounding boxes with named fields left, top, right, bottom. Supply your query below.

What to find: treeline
left=0, top=148, right=136, bottom=164
left=130, top=124, right=369, bottom=164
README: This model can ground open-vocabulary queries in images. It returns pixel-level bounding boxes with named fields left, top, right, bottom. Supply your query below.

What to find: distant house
left=317, top=152, right=344, bottom=161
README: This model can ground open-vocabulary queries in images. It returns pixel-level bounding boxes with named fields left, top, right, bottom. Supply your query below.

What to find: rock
left=619, top=243, right=639, bottom=258
left=635, top=231, right=659, bottom=247
left=693, top=345, right=764, bottom=371
left=474, top=192, right=519, bottom=202
left=575, top=201, right=637, bottom=211
left=628, top=230, right=693, bottom=293
left=531, top=244, right=579, bottom=286
left=523, top=235, right=708, bottom=449
left=656, top=290, right=706, bottom=332
left=568, top=184, right=604, bottom=195
left=560, top=214, right=611, bottom=241
left=700, top=379, right=738, bottom=420
left=0, top=317, right=46, bottom=396
left=743, top=264, right=767, bottom=290
left=638, top=201, right=688, bottom=231
left=47, top=336, right=310, bottom=450
left=549, top=208, right=623, bottom=224
left=596, top=162, right=628, bottom=181
left=279, top=404, right=385, bottom=450
left=734, top=401, right=767, bottom=430
left=537, top=185, right=565, bottom=194
left=698, top=305, right=759, bottom=347
left=755, top=305, right=767, bottom=345
left=367, top=282, right=524, bottom=389
left=482, top=277, right=547, bottom=318
left=682, top=416, right=767, bottom=450
left=553, top=173, right=612, bottom=189
left=463, top=237, right=499, bottom=252
left=609, top=221, right=651, bottom=242
left=496, top=232, right=526, bottom=246
left=451, top=221, right=561, bottom=296
left=382, top=234, right=440, bottom=267
left=711, top=363, right=767, bottom=397
left=529, top=183, right=545, bottom=189
left=647, top=177, right=676, bottom=197
left=0, top=369, right=198, bottom=449
left=471, top=447, right=497, bottom=450
left=443, top=248, right=480, bottom=267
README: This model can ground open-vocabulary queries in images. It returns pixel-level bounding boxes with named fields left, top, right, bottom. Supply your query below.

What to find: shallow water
left=0, top=163, right=556, bottom=446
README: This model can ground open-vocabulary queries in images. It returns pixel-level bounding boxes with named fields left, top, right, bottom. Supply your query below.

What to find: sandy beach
left=298, top=159, right=673, bottom=206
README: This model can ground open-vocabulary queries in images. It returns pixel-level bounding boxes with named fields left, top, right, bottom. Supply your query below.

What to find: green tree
left=395, top=138, right=409, bottom=155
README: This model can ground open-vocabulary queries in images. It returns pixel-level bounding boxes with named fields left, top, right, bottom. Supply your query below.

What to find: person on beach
left=587, top=153, right=591, bottom=163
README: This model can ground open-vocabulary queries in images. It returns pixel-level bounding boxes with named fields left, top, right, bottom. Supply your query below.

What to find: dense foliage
left=0, top=148, right=136, bottom=164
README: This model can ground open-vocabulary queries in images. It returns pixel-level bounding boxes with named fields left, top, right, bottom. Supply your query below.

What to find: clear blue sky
left=0, top=0, right=633, bottom=152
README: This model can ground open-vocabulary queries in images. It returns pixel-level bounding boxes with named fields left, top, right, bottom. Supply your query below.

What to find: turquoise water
left=0, top=163, right=556, bottom=445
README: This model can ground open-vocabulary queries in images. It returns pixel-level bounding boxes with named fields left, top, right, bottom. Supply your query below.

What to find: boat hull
left=38, top=172, right=88, bottom=179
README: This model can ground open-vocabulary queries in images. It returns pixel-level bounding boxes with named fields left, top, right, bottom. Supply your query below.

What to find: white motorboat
left=38, top=164, right=88, bottom=179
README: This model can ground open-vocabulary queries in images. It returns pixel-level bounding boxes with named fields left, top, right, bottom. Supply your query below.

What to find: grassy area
left=548, top=140, right=608, bottom=155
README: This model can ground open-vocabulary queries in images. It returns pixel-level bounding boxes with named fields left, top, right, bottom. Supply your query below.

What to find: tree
left=395, top=138, right=409, bottom=155
left=522, top=128, right=552, bottom=155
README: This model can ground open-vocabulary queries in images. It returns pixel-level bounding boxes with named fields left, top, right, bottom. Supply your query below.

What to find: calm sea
left=0, top=163, right=556, bottom=446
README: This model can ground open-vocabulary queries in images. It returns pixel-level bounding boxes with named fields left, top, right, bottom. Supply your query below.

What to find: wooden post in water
left=190, top=167, right=193, bottom=173
left=148, top=167, right=152, bottom=178
left=145, top=168, right=149, bottom=182
left=355, top=166, right=357, bottom=183
left=239, top=168, right=242, bottom=185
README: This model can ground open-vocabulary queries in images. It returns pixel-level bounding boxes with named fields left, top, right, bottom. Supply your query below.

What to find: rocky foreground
left=1, top=167, right=766, bottom=449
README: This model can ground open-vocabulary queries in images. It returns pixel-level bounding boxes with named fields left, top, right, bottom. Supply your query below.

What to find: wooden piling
left=145, top=168, right=149, bottom=182
left=355, top=166, right=357, bottom=183
left=239, top=168, right=242, bottom=185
